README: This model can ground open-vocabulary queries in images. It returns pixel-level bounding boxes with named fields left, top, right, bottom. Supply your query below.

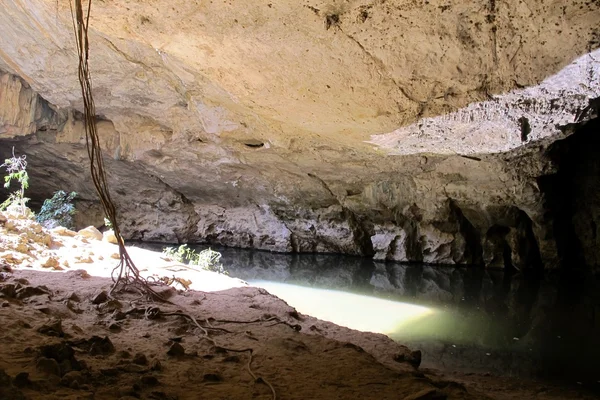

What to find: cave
left=1, top=0, right=600, bottom=399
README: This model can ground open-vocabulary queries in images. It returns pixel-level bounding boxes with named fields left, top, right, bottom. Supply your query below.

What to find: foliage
left=162, top=245, right=226, bottom=274
left=104, top=217, right=113, bottom=229
left=36, top=190, right=78, bottom=229
left=0, top=148, right=29, bottom=215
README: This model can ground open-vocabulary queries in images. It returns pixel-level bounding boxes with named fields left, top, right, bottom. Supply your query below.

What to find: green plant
left=0, top=148, right=29, bottom=215
left=162, top=245, right=226, bottom=274
left=36, top=190, right=78, bottom=229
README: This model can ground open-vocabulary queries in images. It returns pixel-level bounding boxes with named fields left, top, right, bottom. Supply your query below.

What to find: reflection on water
left=208, top=247, right=600, bottom=390
left=139, top=243, right=600, bottom=389
left=250, top=280, right=434, bottom=334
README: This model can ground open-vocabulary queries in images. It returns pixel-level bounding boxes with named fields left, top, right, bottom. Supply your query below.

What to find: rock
left=1, top=251, right=26, bottom=264
left=203, top=373, right=223, bottom=382
left=88, top=336, right=116, bottom=355
left=100, top=368, right=120, bottom=377
left=113, top=311, right=127, bottom=321
left=37, top=319, right=64, bottom=337
left=150, top=359, right=162, bottom=371
left=38, top=342, right=83, bottom=376
left=0, top=369, right=11, bottom=386
left=119, top=364, right=148, bottom=373
left=403, top=388, right=447, bottom=400
left=60, top=370, right=86, bottom=386
left=68, top=293, right=81, bottom=302
left=140, top=375, right=159, bottom=386
left=36, top=357, right=61, bottom=376
left=41, top=256, right=60, bottom=269
left=118, top=350, right=131, bottom=359
left=133, top=353, right=148, bottom=366
left=0, top=369, right=26, bottom=400
left=157, top=286, right=177, bottom=300
left=77, top=226, right=103, bottom=241
left=75, top=255, right=94, bottom=264
left=103, top=229, right=118, bottom=244
left=39, top=342, right=76, bottom=363
left=91, top=290, right=109, bottom=304
left=13, top=372, right=31, bottom=388
left=394, top=350, right=422, bottom=368
left=51, top=226, right=77, bottom=237
left=99, top=299, right=123, bottom=313
left=0, top=284, right=16, bottom=298
left=166, top=342, right=185, bottom=357
left=109, top=323, right=121, bottom=331
left=15, top=285, right=49, bottom=299
left=66, top=269, right=90, bottom=279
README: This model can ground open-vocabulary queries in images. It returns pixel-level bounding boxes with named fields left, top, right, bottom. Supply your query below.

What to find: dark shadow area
left=539, top=111, right=600, bottom=268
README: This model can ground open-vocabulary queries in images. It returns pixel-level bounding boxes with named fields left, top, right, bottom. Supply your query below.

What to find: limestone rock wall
left=0, top=71, right=64, bottom=138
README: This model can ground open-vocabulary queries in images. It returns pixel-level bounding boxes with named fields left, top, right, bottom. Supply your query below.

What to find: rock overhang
left=1, top=0, right=600, bottom=269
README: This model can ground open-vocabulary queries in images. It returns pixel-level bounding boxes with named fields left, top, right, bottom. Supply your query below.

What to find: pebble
left=109, top=323, right=122, bottom=331
left=118, top=350, right=131, bottom=359
left=167, top=342, right=185, bottom=357
left=133, top=353, right=148, bottom=365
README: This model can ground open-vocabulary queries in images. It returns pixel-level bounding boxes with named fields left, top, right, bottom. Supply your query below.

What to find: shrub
left=0, top=148, right=29, bottom=215
left=37, top=190, right=78, bottom=229
left=162, top=245, right=226, bottom=274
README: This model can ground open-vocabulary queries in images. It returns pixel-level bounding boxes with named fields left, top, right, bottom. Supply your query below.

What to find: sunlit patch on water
left=250, top=280, right=434, bottom=334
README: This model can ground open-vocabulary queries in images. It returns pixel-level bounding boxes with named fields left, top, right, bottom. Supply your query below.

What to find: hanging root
left=70, top=0, right=164, bottom=301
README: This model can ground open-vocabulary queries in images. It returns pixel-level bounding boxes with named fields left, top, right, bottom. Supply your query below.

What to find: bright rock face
left=0, top=0, right=599, bottom=269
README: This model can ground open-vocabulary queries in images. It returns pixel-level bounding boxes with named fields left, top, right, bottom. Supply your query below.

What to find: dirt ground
left=1, top=210, right=598, bottom=400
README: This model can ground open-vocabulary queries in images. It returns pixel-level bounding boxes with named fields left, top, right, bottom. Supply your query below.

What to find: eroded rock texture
left=1, top=0, right=600, bottom=269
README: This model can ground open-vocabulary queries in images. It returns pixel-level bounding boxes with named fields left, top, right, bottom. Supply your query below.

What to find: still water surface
left=149, top=244, right=600, bottom=390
